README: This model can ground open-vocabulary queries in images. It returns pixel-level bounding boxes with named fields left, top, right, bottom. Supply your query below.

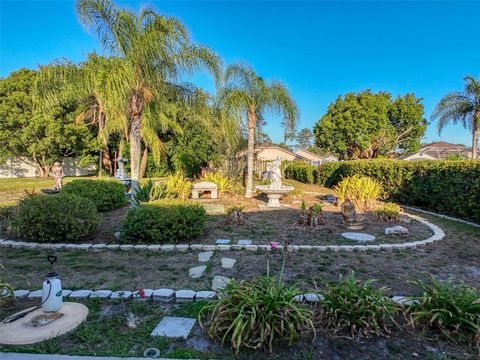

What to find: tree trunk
left=128, top=92, right=144, bottom=195
left=472, top=128, right=479, bottom=160
left=245, top=110, right=256, bottom=198
left=139, top=148, right=148, bottom=179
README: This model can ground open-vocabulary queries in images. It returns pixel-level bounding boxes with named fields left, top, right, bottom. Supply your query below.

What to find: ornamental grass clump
left=163, top=172, right=192, bottom=200
left=199, top=171, right=232, bottom=193
left=334, top=175, right=383, bottom=211
left=407, top=276, right=480, bottom=345
left=374, top=202, right=402, bottom=221
left=316, top=274, right=400, bottom=338
left=132, top=180, right=174, bottom=205
left=200, top=276, right=315, bottom=354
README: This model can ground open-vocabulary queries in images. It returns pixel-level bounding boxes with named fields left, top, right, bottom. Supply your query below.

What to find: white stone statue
left=266, top=158, right=282, bottom=189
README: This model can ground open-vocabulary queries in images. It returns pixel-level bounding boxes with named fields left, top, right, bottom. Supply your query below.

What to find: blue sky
left=1, top=1, right=479, bottom=146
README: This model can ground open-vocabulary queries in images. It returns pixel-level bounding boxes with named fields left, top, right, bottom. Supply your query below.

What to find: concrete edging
left=401, top=205, right=480, bottom=229
left=7, top=287, right=416, bottom=307
left=0, top=213, right=445, bottom=253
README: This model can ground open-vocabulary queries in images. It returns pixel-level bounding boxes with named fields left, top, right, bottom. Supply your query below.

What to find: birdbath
left=255, top=158, right=294, bottom=207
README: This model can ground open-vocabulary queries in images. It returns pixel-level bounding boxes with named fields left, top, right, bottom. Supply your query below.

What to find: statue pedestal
left=255, top=185, right=294, bottom=207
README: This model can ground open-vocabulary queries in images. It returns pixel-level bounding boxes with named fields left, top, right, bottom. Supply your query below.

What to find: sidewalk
left=0, top=353, right=197, bottom=360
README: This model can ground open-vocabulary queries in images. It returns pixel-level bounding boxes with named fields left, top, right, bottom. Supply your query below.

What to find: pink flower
left=270, top=241, right=278, bottom=250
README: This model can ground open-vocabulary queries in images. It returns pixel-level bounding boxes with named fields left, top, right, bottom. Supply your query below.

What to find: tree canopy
left=313, top=91, right=426, bottom=159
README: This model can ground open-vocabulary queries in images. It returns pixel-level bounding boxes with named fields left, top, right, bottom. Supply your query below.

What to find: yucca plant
left=407, top=276, right=480, bottom=344
left=200, top=276, right=315, bottom=354
left=199, top=171, right=232, bottom=193
left=374, top=203, right=402, bottom=221
left=334, top=175, right=383, bottom=211
left=317, top=274, right=400, bottom=338
left=164, top=172, right=192, bottom=200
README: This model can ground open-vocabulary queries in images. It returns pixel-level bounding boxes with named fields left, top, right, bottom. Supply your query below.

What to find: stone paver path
left=198, top=251, right=213, bottom=262
left=215, top=239, right=230, bottom=244
left=211, top=276, right=232, bottom=291
left=189, top=265, right=207, bottom=278
left=221, top=258, right=236, bottom=269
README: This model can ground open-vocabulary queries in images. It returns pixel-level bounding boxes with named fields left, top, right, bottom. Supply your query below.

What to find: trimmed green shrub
left=284, top=162, right=317, bottom=184
left=200, top=276, right=315, bottom=354
left=285, top=160, right=480, bottom=223
left=408, top=276, right=480, bottom=344
left=317, top=274, right=399, bottom=338
left=12, top=194, right=98, bottom=242
left=121, top=200, right=206, bottom=243
left=62, top=179, right=127, bottom=212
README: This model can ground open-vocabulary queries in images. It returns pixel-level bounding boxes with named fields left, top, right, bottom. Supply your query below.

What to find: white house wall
left=0, top=157, right=94, bottom=178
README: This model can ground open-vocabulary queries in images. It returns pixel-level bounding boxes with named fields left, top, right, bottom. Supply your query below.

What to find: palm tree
left=220, top=63, right=299, bottom=197
left=76, top=0, right=221, bottom=191
left=431, top=76, right=480, bottom=159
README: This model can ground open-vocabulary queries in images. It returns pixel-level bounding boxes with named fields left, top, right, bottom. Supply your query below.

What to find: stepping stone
left=198, top=251, right=213, bottom=262
left=90, top=290, right=112, bottom=299
left=153, top=288, right=175, bottom=302
left=215, top=239, right=230, bottom=245
left=391, top=296, right=418, bottom=306
left=237, top=239, right=252, bottom=245
left=221, top=258, right=237, bottom=269
left=341, top=232, right=376, bottom=242
left=111, top=290, right=133, bottom=299
left=151, top=316, right=196, bottom=338
left=175, top=289, right=196, bottom=302
left=212, top=276, right=232, bottom=291
left=13, top=290, right=30, bottom=298
left=195, top=291, right=216, bottom=300
left=69, top=290, right=92, bottom=299
left=189, top=265, right=207, bottom=278
left=201, top=204, right=225, bottom=215
left=385, top=225, right=409, bottom=235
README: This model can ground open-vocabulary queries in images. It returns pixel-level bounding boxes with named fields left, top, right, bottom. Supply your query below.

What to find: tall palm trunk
left=128, top=92, right=144, bottom=194
left=245, top=110, right=256, bottom=198
left=139, top=148, right=148, bottom=179
left=472, top=129, right=479, bottom=159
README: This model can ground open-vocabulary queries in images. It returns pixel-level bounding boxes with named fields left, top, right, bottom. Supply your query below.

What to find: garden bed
left=0, top=298, right=476, bottom=359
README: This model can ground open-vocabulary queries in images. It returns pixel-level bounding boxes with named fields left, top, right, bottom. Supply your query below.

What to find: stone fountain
left=255, top=158, right=294, bottom=207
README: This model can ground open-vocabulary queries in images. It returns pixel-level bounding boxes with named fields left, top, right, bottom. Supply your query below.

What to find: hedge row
left=284, top=160, right=480, bottom=223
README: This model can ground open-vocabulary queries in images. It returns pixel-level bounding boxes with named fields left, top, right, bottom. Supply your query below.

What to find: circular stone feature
left=0, top=302, right=88, bottom=345
left=341, top=232, right=376, bottom=242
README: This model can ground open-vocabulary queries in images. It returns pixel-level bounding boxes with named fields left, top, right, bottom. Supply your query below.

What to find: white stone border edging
left=6, top=288, right=416, bottom=307
left=0, top=213, right=445, bottom=253
left=401, top=205, right=480, bottom=229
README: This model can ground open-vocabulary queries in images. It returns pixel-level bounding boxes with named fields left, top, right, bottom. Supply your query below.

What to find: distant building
left=0, top=157, right=95, bottom=178
left=237, top=145, right=338, bottom=165
left=402, top=142, right=479, bottom=160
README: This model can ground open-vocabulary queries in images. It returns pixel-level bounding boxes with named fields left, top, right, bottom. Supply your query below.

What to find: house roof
left=236, top=145, right=301, bottom=159
left=420, top=141, right=467, bottom=149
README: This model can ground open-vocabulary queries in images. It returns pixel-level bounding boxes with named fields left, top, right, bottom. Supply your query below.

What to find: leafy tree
left=431, top=76, right=480, bottom=159
left=0, top=69, right=98, bottom=176
left=296, top=128, right=313, bottom=150
left=313, top=91, right=426, bottom=160
left=76, top=0, right=221, bottom=191
left=220, top=63, right=299, bottom=197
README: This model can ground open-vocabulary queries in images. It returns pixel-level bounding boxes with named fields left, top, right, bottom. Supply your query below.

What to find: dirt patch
left=0, top=298, right=476, bottom=359
left=1, top=212, right=479, bottom=295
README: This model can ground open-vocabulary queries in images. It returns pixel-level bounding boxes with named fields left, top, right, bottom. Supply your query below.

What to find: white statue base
left=255, top=185, right=294, bottom=207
